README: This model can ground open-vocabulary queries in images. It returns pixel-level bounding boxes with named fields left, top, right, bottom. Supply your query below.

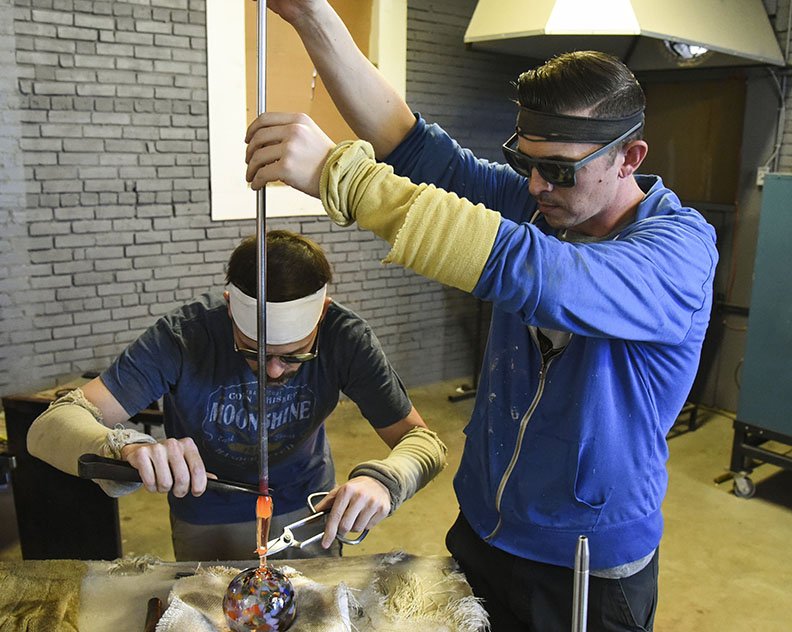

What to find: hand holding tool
left=265, top=492, right=368, bottom=556
left=77, top=453, right=268, bottom=496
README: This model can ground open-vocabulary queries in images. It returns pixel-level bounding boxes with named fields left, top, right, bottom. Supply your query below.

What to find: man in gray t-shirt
left=28, top=231, right=447, bottom=561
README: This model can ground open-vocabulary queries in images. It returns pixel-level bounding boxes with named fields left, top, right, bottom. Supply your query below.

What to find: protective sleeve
left=26, top=388, right=157, bottom=497
left=348, top=426, right=448, bottom=515
left=320, top=140, right=501, bottom=293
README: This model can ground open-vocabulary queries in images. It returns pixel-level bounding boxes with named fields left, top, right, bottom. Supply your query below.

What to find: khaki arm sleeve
left=27, top=388, right=156, bottom=497
left=320, top=140, right=501, bottom=293
left=348, top=426, right=447, bottom=516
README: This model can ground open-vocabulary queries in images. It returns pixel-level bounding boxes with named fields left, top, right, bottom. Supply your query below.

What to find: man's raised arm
left=249, top=0, right=415, bottom=158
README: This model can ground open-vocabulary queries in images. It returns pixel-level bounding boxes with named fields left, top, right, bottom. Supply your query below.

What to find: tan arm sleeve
left=320, top=140, right=501, bottom=293
left=348, top=426, right=447, bottom=516
left=27, top=388, right=156, bottom=497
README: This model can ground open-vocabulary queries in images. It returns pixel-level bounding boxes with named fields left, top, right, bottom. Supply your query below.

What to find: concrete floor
left=2, top=377, right=791, bottom=631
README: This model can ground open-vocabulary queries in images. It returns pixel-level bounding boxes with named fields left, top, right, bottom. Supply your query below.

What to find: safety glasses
left=501, top=121, right=642, bottom=188
left=234, top=327, right=320, bottom=365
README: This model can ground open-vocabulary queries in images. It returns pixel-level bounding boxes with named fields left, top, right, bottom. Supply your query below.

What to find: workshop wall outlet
left=756, top=166, right=770, bottom=187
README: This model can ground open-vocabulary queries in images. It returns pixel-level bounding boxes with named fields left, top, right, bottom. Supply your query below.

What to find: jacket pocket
left=507, top=432, right=610, bottom=530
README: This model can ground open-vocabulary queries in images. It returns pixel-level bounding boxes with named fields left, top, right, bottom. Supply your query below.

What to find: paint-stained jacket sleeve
left=383, top=115, right=718, bottom=344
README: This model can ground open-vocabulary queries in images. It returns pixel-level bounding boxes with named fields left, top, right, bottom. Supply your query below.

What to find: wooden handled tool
left=143, top=597, right=163, bottom=632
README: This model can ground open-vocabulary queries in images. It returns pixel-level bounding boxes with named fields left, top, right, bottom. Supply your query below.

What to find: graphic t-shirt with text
left=101, top=295, right=412, bottom=524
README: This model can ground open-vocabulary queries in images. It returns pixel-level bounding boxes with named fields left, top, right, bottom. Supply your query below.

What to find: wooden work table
left=0, top=553, right=481, bottom=631
left=1, top=378, right=484, bottom=629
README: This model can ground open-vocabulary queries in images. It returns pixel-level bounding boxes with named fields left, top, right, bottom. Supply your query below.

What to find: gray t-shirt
left=101, top=294, right=412, bottom=524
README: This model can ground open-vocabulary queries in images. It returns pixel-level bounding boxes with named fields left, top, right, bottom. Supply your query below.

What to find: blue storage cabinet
left=730, top=174, right=792, bottom=497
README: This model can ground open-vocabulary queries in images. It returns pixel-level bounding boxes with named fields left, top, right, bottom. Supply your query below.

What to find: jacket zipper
left=483, top=330, right=565, bottom=543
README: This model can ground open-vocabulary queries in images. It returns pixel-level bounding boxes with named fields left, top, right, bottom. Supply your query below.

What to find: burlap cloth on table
left=156, top=552, right=489, bottom=632
left=0, top=559, right=87, bottom=632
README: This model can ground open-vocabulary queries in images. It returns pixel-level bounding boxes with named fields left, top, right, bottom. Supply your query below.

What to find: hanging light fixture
left=464, top=0, right=784, bottom=71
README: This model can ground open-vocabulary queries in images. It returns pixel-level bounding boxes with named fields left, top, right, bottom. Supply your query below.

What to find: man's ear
left=619, top=140, right=648, bottom=178
left=223, top=290, right=232, bottom=316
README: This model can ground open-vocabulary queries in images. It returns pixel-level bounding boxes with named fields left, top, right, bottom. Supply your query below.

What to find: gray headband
left=516, top=107, right=645, bottom=143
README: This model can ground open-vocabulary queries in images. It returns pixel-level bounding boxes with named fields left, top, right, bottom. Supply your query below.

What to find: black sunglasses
left=234, top=328, right=320, bottom=365
left=501, top=122, right=643, bottom=187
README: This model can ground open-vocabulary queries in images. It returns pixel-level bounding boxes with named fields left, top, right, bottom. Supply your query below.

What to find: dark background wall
left=1, top=0, right=790, bottom=414
left=648, top=0, right=792, bottom=412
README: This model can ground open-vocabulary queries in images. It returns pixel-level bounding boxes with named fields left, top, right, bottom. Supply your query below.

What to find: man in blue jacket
left=245, top=2, right=718, bottom=629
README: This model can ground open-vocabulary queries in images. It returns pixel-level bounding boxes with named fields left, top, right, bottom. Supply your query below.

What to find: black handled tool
left=78, top=453, right=267, bottom=496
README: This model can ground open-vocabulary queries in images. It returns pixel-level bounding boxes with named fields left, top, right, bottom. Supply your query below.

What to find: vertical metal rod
left=572, top=535, right=589, bottom=632
left=255, top=0, right=269, bottom=495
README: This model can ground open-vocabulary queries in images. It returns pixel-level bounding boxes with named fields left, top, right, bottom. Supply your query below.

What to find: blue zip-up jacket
left=386, top=116, right=718, bottom=570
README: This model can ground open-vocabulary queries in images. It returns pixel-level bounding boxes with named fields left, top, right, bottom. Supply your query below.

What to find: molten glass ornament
left=223, top=565, right=296, bottom=632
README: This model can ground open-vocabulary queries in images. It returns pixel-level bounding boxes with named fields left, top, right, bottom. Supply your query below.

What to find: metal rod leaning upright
left=572, top=535, right=589, bottom=632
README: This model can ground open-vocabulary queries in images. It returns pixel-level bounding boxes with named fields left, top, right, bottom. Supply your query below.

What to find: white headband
left=227, top=283, right=327, bottom=345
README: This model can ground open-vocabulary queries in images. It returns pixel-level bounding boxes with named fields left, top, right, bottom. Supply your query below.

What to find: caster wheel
left=733, top=476, right=756, bottom=499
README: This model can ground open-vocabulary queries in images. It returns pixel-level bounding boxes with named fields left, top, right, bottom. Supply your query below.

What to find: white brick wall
left=5, top=0, right=787, bottom=409
left=1, top=0, right=516, bottom=398
left=1, top=0, right=43, bottom=389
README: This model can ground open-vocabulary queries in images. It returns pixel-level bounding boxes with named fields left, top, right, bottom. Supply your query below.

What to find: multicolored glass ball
left=223, top=565, right=296, bottom=632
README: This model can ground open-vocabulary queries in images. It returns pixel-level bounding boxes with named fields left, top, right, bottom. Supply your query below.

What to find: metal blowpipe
left=254, top=0, right=274, bottom=569
left=572, top=535, right=589, bottom=632
left=255, top=0, right=269, bottom=498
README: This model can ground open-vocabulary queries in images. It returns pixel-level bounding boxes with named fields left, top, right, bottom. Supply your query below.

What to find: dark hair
left=225, top=230, right=332, bottom=302
left=517, top=50, right=645, bottom=140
